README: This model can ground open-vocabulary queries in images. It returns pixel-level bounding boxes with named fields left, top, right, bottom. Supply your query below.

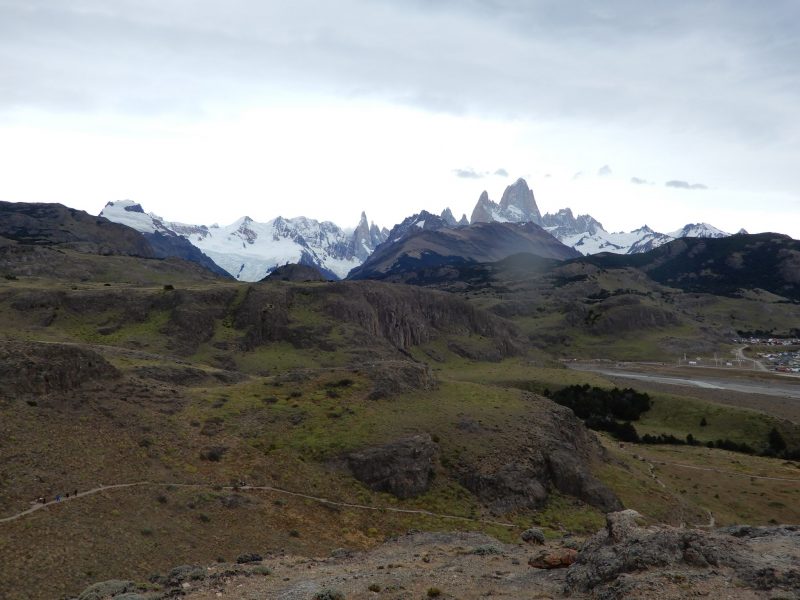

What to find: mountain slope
left=0, top=201, right=155, bottom=257
left=578, top=233, right=800, bottom=300
left=349, top=221, right=580, bottom=280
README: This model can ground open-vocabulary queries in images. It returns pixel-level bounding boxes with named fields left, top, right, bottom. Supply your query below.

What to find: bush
left=471, top=544, right=502, bottom=555
left=200, top=446, right=228, bottom=461
left=427, top=588, right=442, bottom=598
left=313, top=589, right=345, bottom=600
left=236, top=553, right=263, bottom=564
left=368, top=583, right=381, bottom=592
left=77, top=580, right=136, bottom=600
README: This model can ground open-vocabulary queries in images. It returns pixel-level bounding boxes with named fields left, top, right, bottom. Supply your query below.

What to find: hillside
left=349, top=221, right=580, bottom=280
left=578, top=232, right=800, bottom=300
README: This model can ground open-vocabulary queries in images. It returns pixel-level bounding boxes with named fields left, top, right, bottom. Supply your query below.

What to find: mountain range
left=99, top=178, right=740, bottom=281
left=100, top=200, right=388, bottom=281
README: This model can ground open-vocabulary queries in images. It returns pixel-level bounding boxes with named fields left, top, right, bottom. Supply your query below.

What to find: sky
left=1, top=0, right=799, bottom=237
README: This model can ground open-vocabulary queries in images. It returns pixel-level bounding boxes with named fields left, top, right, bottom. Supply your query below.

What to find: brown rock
left=528, top=548, right=578, bottom=569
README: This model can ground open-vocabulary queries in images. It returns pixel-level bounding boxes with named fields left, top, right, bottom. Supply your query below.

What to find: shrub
left=237, top=553, right=263, bottom=564
left=471, top=544, right=502, bottom=555
left=368, top=583, right=381, bottom=592
left=313, top=589, right=345, bottom=600
left=427, top=588, right=442, bottom=598
left=200, top=446, right=227, bottom=461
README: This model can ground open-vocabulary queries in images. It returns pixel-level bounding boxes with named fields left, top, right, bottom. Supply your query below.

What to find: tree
left=768, top=427, right=787, bottom=453
left=699, top=417, right=708, bottom=427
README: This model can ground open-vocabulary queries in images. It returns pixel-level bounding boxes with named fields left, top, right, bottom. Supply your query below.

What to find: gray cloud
left=630, top=177, right=650, bottom=185
left=665, top=180, right=708, bottom=190
left=597, top=165, right=612, bottom=177
left=0, top=0, right=798, bottom=196
left=454, top=168, right=484, bottom=179
left=1, top=0, right=798, bottom=141
left=494, top=168, right=509, bottom=177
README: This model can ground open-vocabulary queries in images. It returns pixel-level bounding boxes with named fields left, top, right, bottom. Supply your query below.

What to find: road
left=569, top=364, right=800, bottom=399
left=733, top=346, right=767, bottom=371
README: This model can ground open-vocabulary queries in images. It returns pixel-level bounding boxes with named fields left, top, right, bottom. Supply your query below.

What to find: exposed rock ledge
left=75, top=516, right=800, bottom=599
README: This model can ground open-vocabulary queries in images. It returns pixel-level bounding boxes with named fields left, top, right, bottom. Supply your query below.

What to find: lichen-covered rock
left=566, top=511, right=800, bottom=598
left=347, top=434, right=437, bottom=498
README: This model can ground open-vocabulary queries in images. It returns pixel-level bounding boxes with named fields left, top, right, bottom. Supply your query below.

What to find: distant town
left=736, top=337, right=800, bottom=374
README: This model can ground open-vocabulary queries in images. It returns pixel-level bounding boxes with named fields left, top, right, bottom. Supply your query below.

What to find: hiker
left=55, top=495, right=61, bottom=502
left=74, top=489, right=78, bottom=497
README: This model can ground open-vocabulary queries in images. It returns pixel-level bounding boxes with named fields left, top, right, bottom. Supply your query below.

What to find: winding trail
left=0, top=481, right=520, bottom=530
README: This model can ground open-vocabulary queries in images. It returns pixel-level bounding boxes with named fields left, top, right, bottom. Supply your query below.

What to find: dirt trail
left=734, top=346, right=767, bottom=371
left=0, top=481, right=520, bottom=529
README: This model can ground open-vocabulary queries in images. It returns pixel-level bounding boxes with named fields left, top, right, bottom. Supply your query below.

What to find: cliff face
left=234, top=280, right=523, bottom=358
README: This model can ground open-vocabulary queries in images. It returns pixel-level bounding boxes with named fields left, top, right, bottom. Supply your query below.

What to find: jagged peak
left=441, top=207, right=457, bottom=227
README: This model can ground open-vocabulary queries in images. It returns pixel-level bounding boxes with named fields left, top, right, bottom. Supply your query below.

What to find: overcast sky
left=1, top=0, right=799, bottom=237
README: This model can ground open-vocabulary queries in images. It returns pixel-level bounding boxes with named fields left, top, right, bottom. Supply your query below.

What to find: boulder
left=528, top=547, right=578, bottom=569
left=347, top=434, right=437, bottom=499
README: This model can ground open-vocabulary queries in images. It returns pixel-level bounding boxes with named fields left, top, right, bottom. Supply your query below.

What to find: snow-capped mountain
left=470, top=178, right=542, bottom=225
left=467, top=179, right=733, bottom=256
left=100, top=201, right=387, bottom=281
left=668, top=223, right=730, bottom=239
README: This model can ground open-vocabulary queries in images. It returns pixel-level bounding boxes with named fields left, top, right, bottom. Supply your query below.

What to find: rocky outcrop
left=566, top=510, right=800, bottom=598
left=0, top=341, right=120, bottom=397
left=263, top=263, right=326, bottom=282
left=456, top=397, right=623, bottom=514
left=362, top=360, right=437, bottom=399
left=347, top=434, right=437, bottom=498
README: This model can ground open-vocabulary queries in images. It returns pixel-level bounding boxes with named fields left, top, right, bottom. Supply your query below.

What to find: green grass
left=637, top=393, right=790, bottom=451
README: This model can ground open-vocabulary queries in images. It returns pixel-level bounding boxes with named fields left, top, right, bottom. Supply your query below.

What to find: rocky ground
left=74, top=511, right=800, bottom=600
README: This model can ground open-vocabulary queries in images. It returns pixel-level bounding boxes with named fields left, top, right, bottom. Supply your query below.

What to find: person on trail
left=74, top=489, right=78, bottom=497
left=55, top=495, right=61, bottom=502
